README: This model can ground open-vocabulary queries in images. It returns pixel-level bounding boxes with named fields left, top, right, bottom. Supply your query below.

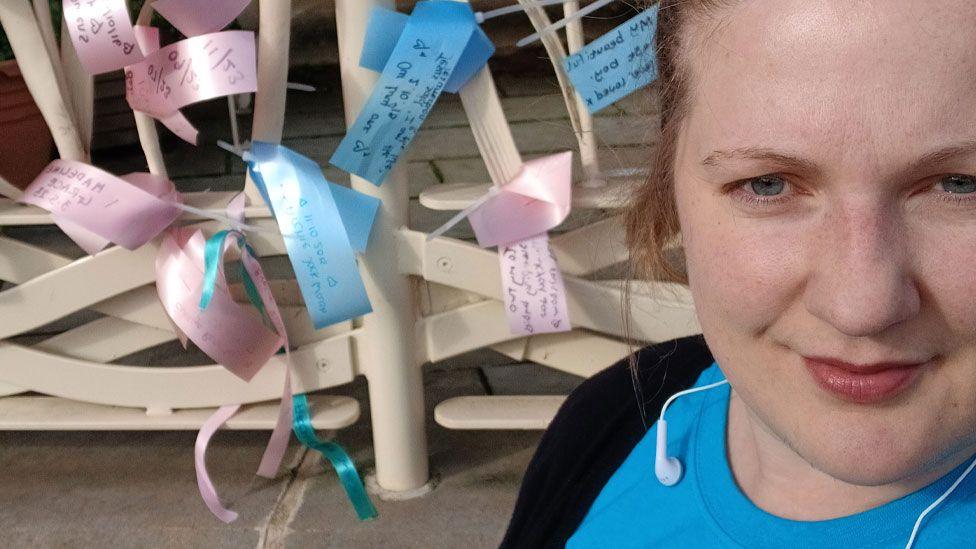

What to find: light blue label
left=331, top=1, right=491, bottom=186
left=563, top=5, right=659, bottom=113
left=248, top=142, right=379, bottom=329
left=358, top=4, right=493, bottom=94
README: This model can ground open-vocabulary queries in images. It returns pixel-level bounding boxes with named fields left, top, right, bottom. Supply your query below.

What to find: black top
left=500, top=335, right=714, bottom=549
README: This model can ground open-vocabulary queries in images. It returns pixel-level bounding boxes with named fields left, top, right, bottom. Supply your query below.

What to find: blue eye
left=938, top=174, right=976, bottom=194
left=748, top=175, right=787, bottom=196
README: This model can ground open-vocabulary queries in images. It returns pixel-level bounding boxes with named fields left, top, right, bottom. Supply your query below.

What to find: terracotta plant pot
left=0, top=59, right=54, bottom=191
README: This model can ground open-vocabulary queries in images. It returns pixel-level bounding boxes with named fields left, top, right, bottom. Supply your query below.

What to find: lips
left=802, top=356, right=927, bottom=404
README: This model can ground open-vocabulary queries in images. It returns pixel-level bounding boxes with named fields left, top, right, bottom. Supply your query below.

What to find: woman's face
left=675, top=0, right=976, bottom=485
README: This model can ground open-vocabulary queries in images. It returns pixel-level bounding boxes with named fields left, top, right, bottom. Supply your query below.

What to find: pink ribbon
left=153, top=0, right=252, bottom=37
left=468, top=151, right=573, bottom=248
left=462, top=152, right=574, bottom=336
left=127, top=26, right=200, bottom=144
left=63, top=0, right=144, bottom=75
left=195, top=404, right=242, bottom=523
left=125, top=30, right=258, bottom=144
left=19, top=143, right=285, bottom=524
left=160, top=206, right=294, bottom=521
left=20, top=160, right=183, bottom=255
left=155, top=228, right=283, bottom=381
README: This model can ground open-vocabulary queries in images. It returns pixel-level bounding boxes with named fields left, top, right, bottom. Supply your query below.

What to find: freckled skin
left=673, top=0, right=976, bottom=519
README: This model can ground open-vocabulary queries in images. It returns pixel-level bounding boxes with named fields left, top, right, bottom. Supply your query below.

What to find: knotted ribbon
left=19, top=159, right=261, bottom=255
left=467, top=151, right=573, bottom=248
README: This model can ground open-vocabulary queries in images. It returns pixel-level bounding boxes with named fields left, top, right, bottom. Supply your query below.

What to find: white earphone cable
left=904, top=453, right=976, bottom=548
left=658, top=379, right=729, bottom=422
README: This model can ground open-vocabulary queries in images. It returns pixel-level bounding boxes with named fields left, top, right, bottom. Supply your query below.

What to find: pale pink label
left=20, top=160, right=182, bottom=254
left=154, top=0, right=251, bottom=37
left=500, top=234, right=572, bottom=336
left=63, top=0, right=144, bottom=74
left=156, top=228, right=284, bottom=382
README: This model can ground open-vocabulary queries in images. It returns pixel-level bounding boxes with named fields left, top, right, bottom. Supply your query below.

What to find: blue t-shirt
left=568, top=363, right=976, bottom=548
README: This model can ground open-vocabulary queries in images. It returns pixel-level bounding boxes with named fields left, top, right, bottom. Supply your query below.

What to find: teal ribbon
left=200, top=231, right=267, bottom=319
left=292, top=393, right=378, bottom=520
left=202, top=230, right=376, bottom=519
left=201, top=230, right=235, bottom=310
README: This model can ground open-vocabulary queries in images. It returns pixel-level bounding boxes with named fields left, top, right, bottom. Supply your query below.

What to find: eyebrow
left=701, top=147, right=819, bottom=173
left=912, top=139, right=976, bottom=170
left=701, top=140, right=976, bottom=176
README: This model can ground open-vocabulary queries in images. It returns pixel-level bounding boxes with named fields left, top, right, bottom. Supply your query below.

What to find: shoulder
left=500, top=335, right=714, bottom=549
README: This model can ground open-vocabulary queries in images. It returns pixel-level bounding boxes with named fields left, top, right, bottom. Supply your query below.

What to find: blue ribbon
left=292, top=393, right=378, bottom=521
left=562, top=5, right=660, bottom=113
left=201, top=231, right=373, bottom=520
left=201, top=230, right=271, bottom=328
left=247, top=142, right=380, bottom=329
left=330, top=1, right=493, bottom=185
left=358, top=2, right=494, bottom=93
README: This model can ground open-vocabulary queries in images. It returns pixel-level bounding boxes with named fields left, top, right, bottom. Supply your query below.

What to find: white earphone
left=654, top=379, right=728, bottom=486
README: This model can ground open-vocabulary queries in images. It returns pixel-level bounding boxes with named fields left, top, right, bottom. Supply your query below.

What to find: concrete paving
left=0, top=364, right=575, bottom=548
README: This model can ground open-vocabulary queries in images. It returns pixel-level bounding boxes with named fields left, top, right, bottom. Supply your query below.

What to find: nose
left=803, top=202, right=920, bottom=337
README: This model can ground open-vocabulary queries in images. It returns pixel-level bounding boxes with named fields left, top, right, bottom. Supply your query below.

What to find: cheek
left=675, top=181, right=807, bottom=335
left=915, top=228, right=976, bottom=342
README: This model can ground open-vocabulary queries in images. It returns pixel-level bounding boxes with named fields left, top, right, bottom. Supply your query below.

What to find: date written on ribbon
left=126, top=30, right=257, bottom=122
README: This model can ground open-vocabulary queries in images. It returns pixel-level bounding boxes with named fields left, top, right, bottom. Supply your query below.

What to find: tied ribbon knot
left=17, top=159, right=264, bottom=256
left=468, top=151, right=573, bottom=248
